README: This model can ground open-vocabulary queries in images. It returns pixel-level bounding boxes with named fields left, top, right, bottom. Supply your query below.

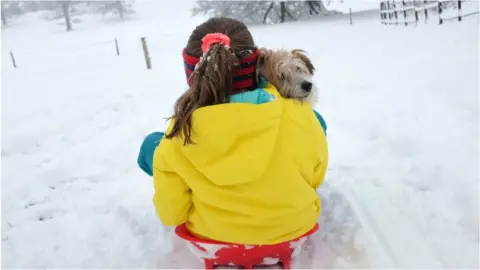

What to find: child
left=145, top=17, right=328, bottom=248
left=137, top=79, right=327, bottom=177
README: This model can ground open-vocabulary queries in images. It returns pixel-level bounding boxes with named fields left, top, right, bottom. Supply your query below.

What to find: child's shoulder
left=230, top=78, right=276, bottom=105
left=230, top=89, right=275, bottom=104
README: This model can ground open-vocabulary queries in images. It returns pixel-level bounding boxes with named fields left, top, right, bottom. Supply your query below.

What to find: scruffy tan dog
left=258, top=48, right=318, bottom=105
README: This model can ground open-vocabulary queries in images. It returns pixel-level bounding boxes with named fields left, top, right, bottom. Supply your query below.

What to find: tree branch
left=284, top=4, right=296, bottom=21
left=309, top=1, right=319, bottom=14
left=263, top=2, right=274, bottom=23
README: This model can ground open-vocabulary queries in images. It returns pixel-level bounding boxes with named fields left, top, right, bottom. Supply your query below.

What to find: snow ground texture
left=2, top=1, right=479, bottom=268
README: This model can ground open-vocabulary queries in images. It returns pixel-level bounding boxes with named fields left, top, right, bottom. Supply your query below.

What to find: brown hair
left=165, top=17, right=256, bottom=145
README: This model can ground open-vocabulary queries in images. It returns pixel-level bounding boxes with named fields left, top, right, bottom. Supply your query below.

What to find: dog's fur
left=257, top=48, right=318, bottom=105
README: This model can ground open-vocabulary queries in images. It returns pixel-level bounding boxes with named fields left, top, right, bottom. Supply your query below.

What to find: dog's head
left=258, top=48, right=317, bottom=105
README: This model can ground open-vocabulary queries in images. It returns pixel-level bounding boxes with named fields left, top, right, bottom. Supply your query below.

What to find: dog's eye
left=296, top=67, right=301, bottom=72
left=279, top=73, right=285, bottom=81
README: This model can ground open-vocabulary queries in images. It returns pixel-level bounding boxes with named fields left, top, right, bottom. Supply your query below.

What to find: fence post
left=349, top=8, right=352, bottom=25
left=458, top=0, right=462, bottom=21
left=114, top=37, right=120, bottom=56
left=115, top=37, right=120, bottom=56
left=384, top=1, right=387, bottom=24
left=393, top=0, right=398, bottom=24
left=385, top=1, right=388, bottom=21
left=141, top=37, right=152, bottom=70
left=387, top=1, right=391, bottom=21
left=9, top=49, right=17, bottom=68
left=402, top=0, right=407, bottom=26
left=424, top=0, right=428, bottom=23
left=438, top=1, right=443, bottom=24
left=380, top=1, right=384, bottom=24
left=415, top=9, right=419, bottom=25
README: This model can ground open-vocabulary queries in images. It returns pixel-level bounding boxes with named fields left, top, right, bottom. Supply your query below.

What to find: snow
left=263, top=257, right=280, bottom=264
left=189, top=242, right=227, bottom=260
left=1, top=1, right=479, bottom=269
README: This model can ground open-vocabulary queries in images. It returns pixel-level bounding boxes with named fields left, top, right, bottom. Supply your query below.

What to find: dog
left=257, top=48, right=318, bottom=106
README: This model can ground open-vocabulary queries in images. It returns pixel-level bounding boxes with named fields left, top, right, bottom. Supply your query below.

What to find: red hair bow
left=201, top=33, right=231, bottom=53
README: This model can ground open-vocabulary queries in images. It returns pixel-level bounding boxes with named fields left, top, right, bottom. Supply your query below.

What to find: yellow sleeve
left=152, top=139, right=192, bottom=227
left=312, top=123, right=329, bottom=189
left=312, top=161, right=327, bottom=189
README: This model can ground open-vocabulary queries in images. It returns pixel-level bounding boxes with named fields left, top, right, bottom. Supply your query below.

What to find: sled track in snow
left=339, top=186, right=399, bottom=268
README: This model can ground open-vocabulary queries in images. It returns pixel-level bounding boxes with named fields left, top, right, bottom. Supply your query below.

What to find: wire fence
left=4, top=36, right=154, bottom=72
left=380, top=0, right=479, bottom=25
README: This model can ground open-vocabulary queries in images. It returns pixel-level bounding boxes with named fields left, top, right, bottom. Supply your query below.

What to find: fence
left=6, top=36, right=152, bottom=70
left=380, top=0, right=479, bottom=25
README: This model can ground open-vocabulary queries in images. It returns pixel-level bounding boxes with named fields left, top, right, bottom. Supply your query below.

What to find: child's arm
left=137, top=132, right=164, bottom=176
left=312, top=160, right=327, bottom=189
left=153, top=167, right=191, bottom=226
left=313, top=110, right=327, bottom=136
left=312, top=110, right=328, bottom=188
left=152, top=139, right=192, bottom=226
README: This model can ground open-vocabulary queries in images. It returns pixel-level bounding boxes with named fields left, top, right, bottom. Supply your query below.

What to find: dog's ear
left=292, top=49, right=315, bottom=75
left=258, top=47, right=271, bottom=66
left=256, top=47, right=270, bottom=81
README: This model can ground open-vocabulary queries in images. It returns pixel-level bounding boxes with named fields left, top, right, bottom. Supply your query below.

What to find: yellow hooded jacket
left=152, top=84, right=328, bottom=245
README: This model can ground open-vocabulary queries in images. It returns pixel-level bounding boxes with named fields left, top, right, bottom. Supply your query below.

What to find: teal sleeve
left=314, top=110, right=327, bottom=136
left=137, top=132, right=164, bottom=176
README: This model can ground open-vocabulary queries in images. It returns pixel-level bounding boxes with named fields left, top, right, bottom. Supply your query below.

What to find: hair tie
left=201, top=33, right=231, bottom=53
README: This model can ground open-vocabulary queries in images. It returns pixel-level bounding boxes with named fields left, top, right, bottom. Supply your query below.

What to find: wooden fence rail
left=380, top=0, right=479, bottom=26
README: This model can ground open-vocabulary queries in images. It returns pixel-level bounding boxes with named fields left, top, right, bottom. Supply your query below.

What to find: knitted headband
left=182, top=33, right=260, bottom=93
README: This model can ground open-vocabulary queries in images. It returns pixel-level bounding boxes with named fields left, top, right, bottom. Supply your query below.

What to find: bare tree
left=1, top=1, right=22, bottom=26
left=93, top=0, right=135, bottom=20
left=192, top=1, right=331, bottom=25
left=306, top=1, right=326, bottom=15
left=60, top=1, right=72, bottom=31
left=39, top=1, right=93, bottom=31
left=280, top=1, right=286, bottom=22
left=192, top=1, right=273, bottom=24
left=116, top=1, right=124, bottom=19
left=263, top=2, right=274, bottom=24
left=279, top=1, right=297, bottom=22
left=1, top=6, right=7, bottom=26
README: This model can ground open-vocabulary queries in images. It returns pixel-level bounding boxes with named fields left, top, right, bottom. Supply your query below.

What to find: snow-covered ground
left=2, top=1, right=479, bottom=268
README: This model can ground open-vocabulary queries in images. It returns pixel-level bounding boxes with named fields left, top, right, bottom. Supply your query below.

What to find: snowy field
left=2, top=1, right=479, bottom=269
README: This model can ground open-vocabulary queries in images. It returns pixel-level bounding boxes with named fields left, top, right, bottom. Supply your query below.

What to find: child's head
left=166, top=17, right=259, bottom=145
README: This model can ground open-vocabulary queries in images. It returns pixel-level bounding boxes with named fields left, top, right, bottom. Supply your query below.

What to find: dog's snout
left=301, top=81, right=312, bottom=92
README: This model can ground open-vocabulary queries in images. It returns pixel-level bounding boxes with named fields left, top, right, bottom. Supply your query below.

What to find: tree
left=1, top=3, right=7, bottom=26
left=61, top=1, right=73, bottom=31
left=1, top=0, right=137, bottom=28
left=263, top=2, right=274, bottom=24
left=306, top=1, right=326, bottom=15
left=39, top=1, right=88, bottom=31
left=21, top=1, right=42, bottom=12
left=191, top=1, right=334, bottom=25
left=93, top=0, right=135, bottom=20
left=1, top=1, right=23, bottom=26
left=192, top=1, right=273, bottom=24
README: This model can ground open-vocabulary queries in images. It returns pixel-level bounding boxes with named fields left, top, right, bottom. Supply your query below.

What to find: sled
left=175, top=223, right=319, bottom=269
